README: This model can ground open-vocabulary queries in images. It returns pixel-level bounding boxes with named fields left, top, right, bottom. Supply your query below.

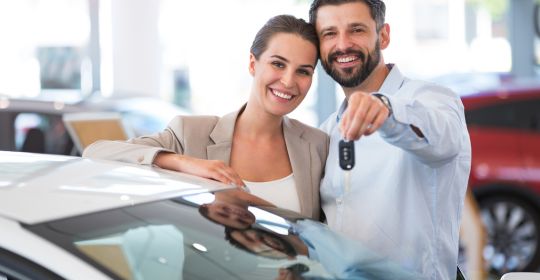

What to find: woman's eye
left=271, top=61, right=285, bottom=68
left=298, top=69, right=311, bottom=76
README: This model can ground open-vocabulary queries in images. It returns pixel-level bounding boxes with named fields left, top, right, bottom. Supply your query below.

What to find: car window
left=14, top=113, right=73, bottom=155
left=25, top=196, right=334, bottom=280
left=0, top=247, right=62, bottom=280
left=517, top=99, right=540, bottom=132
left=466, top=98, right=540, bottom=132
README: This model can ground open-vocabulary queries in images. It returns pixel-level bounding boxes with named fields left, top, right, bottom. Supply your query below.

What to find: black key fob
left=339, top=139, right=355, bottom=170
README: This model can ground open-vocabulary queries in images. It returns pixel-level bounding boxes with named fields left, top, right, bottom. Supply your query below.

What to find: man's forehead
left=315, top=2, right=375, bottom=29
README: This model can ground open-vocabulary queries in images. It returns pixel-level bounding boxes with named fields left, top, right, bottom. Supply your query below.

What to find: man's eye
left=322, top=31, right=336, bottom=37
left=352, top=28, right=364, bottom=33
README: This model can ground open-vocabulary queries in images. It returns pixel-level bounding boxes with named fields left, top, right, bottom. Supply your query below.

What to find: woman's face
left=249, top=33, right=317, bottom=117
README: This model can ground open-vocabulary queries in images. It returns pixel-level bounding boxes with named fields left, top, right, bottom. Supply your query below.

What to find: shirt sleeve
left=378, top=82, right=467, bottom=166
left=294, top=220, right=418, bottom=279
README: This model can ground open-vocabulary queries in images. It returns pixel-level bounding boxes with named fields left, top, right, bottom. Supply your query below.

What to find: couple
left=84, top=1, right=471, bottom=279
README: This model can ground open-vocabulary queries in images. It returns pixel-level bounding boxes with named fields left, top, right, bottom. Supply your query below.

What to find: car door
left=516, top=97, right=540, bottom=192
left=465, top=99, right=524, bottom=187
left=0, top=247, right=62, bottom=280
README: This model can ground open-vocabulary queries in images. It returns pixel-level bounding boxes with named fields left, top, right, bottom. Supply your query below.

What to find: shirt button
left=336, top=198, right=343, bottom=205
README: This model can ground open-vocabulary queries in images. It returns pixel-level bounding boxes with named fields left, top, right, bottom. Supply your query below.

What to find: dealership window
left=0, top=0, right=90, bottom=101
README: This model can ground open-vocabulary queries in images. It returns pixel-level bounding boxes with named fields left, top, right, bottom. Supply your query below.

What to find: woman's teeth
left=272, top=89, right=292, bottom=100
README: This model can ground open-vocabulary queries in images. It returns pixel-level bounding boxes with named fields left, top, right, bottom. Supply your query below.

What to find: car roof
left=460, top=84, right=540, bottom=110
left=0, top=151, right=233, bottom=224
left=0, top=97, right=92, bottom=114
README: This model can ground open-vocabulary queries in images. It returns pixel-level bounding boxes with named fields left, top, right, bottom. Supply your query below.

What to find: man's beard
left=322, top=40, right=381, bottom=88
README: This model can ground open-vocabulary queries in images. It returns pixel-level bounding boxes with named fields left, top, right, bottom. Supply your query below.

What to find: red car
left=462, top=85, right=540, bottom=275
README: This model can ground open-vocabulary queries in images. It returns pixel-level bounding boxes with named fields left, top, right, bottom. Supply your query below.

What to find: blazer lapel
left=283, top=117, right=312, bottom=217
left=207, top=109, right=241, bottom=164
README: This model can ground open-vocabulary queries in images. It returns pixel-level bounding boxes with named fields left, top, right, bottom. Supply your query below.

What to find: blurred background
left=0, top=0, right=539, bottom=279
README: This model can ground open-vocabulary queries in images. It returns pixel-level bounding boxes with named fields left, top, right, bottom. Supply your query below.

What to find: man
left=309, top=0, right=471, bottom=279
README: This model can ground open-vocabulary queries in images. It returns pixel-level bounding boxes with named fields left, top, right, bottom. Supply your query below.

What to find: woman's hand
left=154, top=152, right=245, bottom=188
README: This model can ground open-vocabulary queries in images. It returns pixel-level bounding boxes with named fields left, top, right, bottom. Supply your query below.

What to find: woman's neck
left=235, top=103, right=283, bottom=140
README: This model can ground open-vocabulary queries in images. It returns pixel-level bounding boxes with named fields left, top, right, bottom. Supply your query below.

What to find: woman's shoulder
left=168, top=115, right=220, bottom=128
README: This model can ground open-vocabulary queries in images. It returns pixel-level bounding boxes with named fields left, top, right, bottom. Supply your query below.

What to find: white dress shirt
left=320, top=65, right=471, bottom=280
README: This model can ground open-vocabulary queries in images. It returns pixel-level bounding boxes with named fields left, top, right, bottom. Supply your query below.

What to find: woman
left=83, top=15, right=328, bottom=219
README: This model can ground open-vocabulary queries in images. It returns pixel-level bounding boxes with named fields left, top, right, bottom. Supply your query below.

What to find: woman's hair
left=250, top=14, right=319, bottom=60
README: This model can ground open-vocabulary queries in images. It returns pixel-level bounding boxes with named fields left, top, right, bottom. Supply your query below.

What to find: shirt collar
left=336, top=64, right=404, bottom=123
left=378, top=63, right=405, bottom=96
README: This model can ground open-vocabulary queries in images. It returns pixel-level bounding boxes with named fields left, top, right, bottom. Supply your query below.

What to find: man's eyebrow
left=350, top=22, right=369, bottom=29
left=271, top=55, right=314, bottom=69
left=319, top=26, right=336, bottom=34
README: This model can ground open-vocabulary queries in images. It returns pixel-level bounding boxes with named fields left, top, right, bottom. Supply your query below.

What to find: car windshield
left=24, top=191, right=332, bottom=280
left=24, top=189, right=417, bottom=280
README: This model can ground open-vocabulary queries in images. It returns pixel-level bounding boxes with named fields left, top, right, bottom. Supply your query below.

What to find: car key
left=339, top=139, right=355, bottom=170
left=339, top=139, right=355, bottom=193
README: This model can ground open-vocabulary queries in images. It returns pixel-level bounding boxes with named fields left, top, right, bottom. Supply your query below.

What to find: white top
left=320, top=65, right=471, bottom=280
left=244, top=174, right=300, bottom=213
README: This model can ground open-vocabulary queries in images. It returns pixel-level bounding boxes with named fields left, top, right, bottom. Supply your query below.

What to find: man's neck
left=343, top=62, right=390, bottom=98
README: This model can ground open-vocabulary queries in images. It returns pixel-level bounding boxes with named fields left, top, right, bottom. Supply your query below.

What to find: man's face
left=206, top=201, right=255, bottom=229
left=315, top=2, right=385, bottom=88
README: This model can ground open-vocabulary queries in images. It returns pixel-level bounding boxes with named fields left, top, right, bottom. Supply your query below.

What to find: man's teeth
left=272, top=90, right=292, bottom=100
left=337, top=56, right=357, bottom=63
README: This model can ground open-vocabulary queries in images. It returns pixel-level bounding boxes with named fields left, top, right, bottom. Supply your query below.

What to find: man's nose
left=336, top=33, right=353, bottom=51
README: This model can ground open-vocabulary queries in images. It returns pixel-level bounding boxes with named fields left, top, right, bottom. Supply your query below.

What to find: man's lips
left=329, top=51, right=365, bottom=67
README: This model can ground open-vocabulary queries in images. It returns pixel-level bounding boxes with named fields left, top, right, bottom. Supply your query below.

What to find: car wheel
left=479, top=196, right=540, bottom=275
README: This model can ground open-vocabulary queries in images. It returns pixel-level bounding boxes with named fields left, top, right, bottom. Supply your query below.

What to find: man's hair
left=309, top=0, right=386, bottom=31
left=250, top=14, right=319, bottom=60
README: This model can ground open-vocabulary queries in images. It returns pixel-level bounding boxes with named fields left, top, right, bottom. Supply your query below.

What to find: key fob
left=339, top=139, right=355, bottom=170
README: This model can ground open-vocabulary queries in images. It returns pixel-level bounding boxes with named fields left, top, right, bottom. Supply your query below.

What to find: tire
left=479, top=195, right=540, bottom=276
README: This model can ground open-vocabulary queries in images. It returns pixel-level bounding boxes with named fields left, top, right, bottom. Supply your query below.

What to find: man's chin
left=332, top=73, right=360, bottom=86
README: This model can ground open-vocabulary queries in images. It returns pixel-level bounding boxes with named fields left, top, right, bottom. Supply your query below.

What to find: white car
left=0, top=151, right=468, bottom=280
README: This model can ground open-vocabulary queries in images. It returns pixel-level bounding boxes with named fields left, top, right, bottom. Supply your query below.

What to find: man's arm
left=340, top=82, right=467, bottom=166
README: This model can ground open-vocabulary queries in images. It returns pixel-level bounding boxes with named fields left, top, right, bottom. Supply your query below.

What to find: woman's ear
left=248, top=53, right=256, bottom=76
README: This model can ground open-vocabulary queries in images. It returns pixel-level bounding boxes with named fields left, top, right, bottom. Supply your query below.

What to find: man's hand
left=154, top=152, right=245, bottom=187
left=340, top=91, right=390, bottom=141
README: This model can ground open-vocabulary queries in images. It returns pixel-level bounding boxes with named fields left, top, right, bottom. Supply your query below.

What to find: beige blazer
left=84, top=108, right=329, bottom=219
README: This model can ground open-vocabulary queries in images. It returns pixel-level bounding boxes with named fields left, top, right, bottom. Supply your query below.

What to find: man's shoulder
left=397, top=78, right=460, bottom=102
left=286, top=118, right=328, bottom=142
left=402, top=77, right=456, bottom=95
left=318, top=112, right=339, bottom=134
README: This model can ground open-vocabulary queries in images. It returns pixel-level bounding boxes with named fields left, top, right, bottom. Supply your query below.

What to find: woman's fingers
left=164, top=155, right=245, bottom=187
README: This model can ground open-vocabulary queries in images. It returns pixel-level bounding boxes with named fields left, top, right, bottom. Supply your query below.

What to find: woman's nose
left=280, top=70, right=294, bottom=88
